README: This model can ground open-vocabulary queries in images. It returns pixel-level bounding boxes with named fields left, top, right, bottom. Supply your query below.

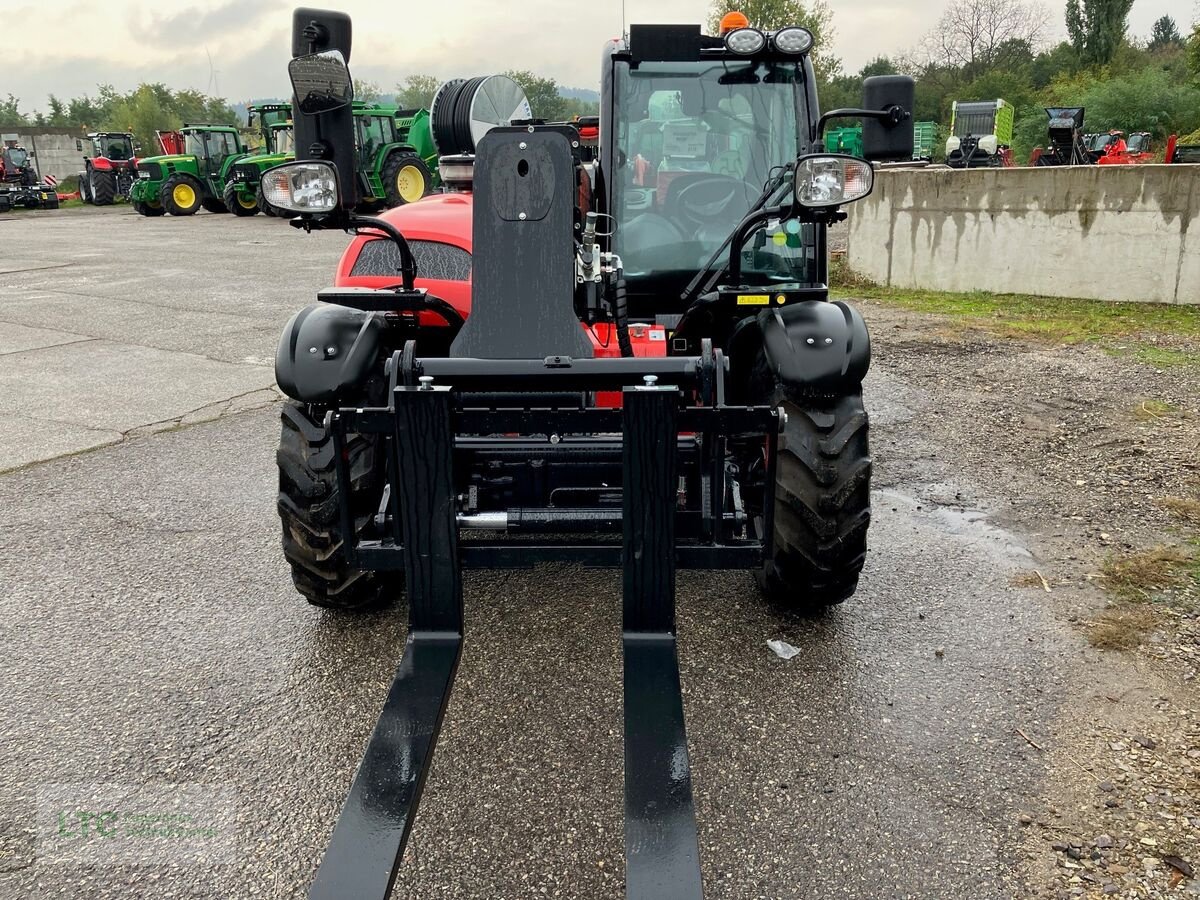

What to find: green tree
left=0, top=94, right=26, bottom=126
left=1066, top=0, right=1134, bottom=65
left=1188, top=24, right=1200, bottom=79
left=396, top=74, right=439, bottom=110
left=353, top=79, right=382, bottom=104
left=1148, top=15, right=1182, bottom=51
left=707, top=0, right=839, bottom=80
left=502, top=70, right=566, bottom=121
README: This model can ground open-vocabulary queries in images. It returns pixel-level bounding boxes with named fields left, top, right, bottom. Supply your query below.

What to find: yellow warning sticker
left=736, top=294, right=770, bottom=306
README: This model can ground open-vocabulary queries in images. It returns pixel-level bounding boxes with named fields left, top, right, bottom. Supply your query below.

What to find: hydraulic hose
left=613, top=277, right=634, bottom=358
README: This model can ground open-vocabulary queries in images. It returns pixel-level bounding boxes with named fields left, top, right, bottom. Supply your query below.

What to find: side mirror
left=289, top=49, right=354, bottom=115
left=861, top=75, right=915, bottom=162
left=76, top=139, right=83, bottom=152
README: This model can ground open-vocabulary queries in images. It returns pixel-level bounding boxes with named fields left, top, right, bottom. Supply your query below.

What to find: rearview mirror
left=861, top=75, right=915, bottom=162
left=289, top=49, right=354, bottom=115
left=76, top=139, right=83, bottom=152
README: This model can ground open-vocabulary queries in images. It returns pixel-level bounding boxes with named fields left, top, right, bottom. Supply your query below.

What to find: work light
left=724, top=27, right=766, bottom=55
left=261, top=162, right=340, bottom=214
left=794, top=155, right=874, bottom=208
left=772, top=26, right=813, bottom=54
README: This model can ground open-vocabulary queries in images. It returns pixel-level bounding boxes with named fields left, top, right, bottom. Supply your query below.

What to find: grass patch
left=1134, top=346, right=1200, bottom=368
left=830, top=266, right=1200, bottom=354
left=1132, top=399, right=1187, bottom=421
left=1161, top=496, right=1200, bottom=524
left=1099, top=545, right=1196, bottom=601
left=1088, top=605, right=1161, bottom=650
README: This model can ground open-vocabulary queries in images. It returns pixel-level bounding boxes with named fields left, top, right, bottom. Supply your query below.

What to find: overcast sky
left=4, top=0, right=1191, bottom=112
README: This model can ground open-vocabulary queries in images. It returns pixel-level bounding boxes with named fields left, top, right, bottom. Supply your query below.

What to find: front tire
left=755, top=371, right=871, bottom=612
left=133, top=199, right=166, bottom=217
left=277, top=402, right=394, bottom=611
left=223, top=181, right=259, bottom=216
left=90, top=171, right=116, bottom=205
left=161, top=175, right=203, bottom=216
left=201, top=196, right=227, bottom=214
left=381, top=152, right=432, bottom=208
left=78, top=172, right=91, bottom=203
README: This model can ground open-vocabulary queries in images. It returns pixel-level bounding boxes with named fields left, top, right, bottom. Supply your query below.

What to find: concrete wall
left=845, top=164, right=1198, bottom=304
left=2, top=129, right=86, bottom=182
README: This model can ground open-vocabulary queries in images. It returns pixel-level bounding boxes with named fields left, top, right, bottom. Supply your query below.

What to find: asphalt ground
left=0, top=206, right=1075, bottom=898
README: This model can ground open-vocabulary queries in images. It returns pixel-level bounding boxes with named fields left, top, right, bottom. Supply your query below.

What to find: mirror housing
left=861, top=76, right=915, bottom=162
left=291, top=8, right=357, bottom=211
left=75, top=139, right=83, bottom=152
left=289, top=50, right=353, bottom=115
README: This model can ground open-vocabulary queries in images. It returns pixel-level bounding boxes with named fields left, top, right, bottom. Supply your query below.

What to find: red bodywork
left=333, top=192, right=669, bottom=362
left=1096, top=132, right=1154, bottom=165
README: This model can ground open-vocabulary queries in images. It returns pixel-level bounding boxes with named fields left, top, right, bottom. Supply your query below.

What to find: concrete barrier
left=845, top=164, right=1198, bottom=305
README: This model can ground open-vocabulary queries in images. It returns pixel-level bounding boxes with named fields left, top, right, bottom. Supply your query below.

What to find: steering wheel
left=666, top=174, right=757, bottom=233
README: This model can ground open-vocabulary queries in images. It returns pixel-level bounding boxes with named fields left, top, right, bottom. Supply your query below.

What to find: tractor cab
left=605, top=48, right=817, bottom=302
left=1, top=145, right=32, bottom=184
left=86, top=132, right=136, bottom=161
left=181, top=126, right=244, bottom=177
left=269, top=123, right=294, bottom=155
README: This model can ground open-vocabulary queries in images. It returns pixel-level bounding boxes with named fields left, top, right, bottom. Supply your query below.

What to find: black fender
left=275, top=304, right=382, bottom=403
left=757, top=300, right=870, bottom=394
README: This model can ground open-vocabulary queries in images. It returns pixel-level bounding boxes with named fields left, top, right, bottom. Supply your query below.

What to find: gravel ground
left=862, top=299, right=1200, bottom=899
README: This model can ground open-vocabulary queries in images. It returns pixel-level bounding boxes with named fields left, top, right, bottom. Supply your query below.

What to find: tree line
left=717, top=0, right=1200, bottom=161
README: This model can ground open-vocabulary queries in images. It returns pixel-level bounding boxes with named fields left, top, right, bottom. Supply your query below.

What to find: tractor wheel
left=381, top=152, right=433, bottom=208
left=752, top=358, right=871, bottom=612
left=90, top=171, right=116, bottom=206
left=161, top=175, right=203, bottom=216
left=258, top=190, right=280, bottom=217
left=201, top=197, right=227, bottom=214
left=133, top=199, right=166, bottom=217
left=77, top=172, right=91, bottom=203
left=222, top=181, right=259, bottom=217
left=0, top=194, right=11, bottom=213
left=277, top=401, right=396, bottom=611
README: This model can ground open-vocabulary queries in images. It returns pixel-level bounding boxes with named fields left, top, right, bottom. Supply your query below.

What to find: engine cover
left=275, top=303, right=382, bottom=403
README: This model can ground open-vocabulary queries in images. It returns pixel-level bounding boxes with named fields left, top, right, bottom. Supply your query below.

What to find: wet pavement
left=0, top=209, right=1080, bottom=898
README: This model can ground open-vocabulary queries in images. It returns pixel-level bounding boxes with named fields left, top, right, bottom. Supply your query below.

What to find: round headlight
left=773, top=27, right=813, bottom=54
left=724, top=27, right=766, bottom=55
left=794, top=155, right=874, bottom=208
left=261, top=161, right=340, bottom=214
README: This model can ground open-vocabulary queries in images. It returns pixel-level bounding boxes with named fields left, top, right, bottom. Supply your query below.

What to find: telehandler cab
left=268, top=8, right=913, bottom=897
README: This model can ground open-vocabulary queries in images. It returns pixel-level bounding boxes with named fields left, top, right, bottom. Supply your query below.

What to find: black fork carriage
left=310, top=351, right=779, bottom=900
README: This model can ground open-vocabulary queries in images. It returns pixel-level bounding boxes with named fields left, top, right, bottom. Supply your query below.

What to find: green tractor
left=130, top=104, right=292, bottom=217
left=222, top=106, right=296, bottom=216
left=129, top=124, right=249, bottom=216
left=229, top=102, right=440, bottom=217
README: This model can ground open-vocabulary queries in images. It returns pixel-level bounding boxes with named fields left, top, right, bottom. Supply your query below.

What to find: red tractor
left=77, top=132, right=139, bottom=204
left=1094, top=130, right=1154, bottom=165
left=265, top=8, right=915, bottom=897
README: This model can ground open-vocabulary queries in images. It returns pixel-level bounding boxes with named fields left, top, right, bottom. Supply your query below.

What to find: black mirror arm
left=288, top=213, right=418, bottom=291
left=812, top=105, right=910, bottom=148
left=725, top=204, right=789, bottom=286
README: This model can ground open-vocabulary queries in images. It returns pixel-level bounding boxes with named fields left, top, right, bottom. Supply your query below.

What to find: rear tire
left=277, top=401, right=395, bottom=611
left=223, top=181, right=259, bottom=216
left=90, top=171, right=116, bottom=205
left=381, top=152, right=432, bottom=208
left=753, top=361, right=871, bottom=612
left=257, top=190, right=280, bottom=217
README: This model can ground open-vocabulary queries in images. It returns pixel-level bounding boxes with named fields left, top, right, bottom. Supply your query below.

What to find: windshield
left=103, top=136, right=133, bottom=159
left=272, top=126, right=294, bottom=154
left=4, top=148, right=28, bottom=167
left=612, top=59, right=815, bottom=291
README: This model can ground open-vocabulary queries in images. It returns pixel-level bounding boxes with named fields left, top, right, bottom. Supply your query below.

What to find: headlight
left=724, top=27, right=766, bottom=55
left=772, top=27, right=813, bottom=54
left=260, top=162, right=340, bottom=214
left=794, top=154, right=874, bottom=208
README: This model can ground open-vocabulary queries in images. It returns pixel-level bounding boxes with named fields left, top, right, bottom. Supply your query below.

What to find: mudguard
left=275, top=303, right=382, bottom=403
left=758, top=300, right=870, bottom=394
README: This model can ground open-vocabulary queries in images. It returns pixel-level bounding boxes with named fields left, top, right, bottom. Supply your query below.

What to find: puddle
left=877, top=488, right=1032, bottom=563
